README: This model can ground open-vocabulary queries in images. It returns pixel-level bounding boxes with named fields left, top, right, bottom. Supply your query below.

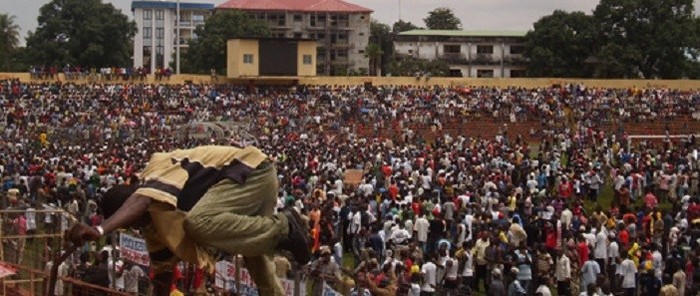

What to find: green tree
left=392, top=20, right=419, bottom=34
left=424, top=8, right=462, bottom=30
left=388, top=55, right=450, bottom=77
left=524, top=10, right=597, bottom=77
left=182, top=10, right=270, bottom=74
left=593, top=0, right=699, bottom=78
left=369, top=20, right=393, bottom=76
left=364, top=43, right=383, bottom=76
left=0, top=14, right=20, bottom=70
left=25, top=0, right=135, bottom=67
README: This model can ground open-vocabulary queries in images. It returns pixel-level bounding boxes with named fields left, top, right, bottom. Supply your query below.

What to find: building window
left=477, top=69, right=494, bottom=78
left=510, top=69, right=527, bottom=77
left=510, top=45, right=525, bottom=55
left=294, top=15, right=302, bottom=21
left=337, top=50, right=347, bottom=58
left=155, top=10, right=164, bottom=20
left=143, top=10, right=152, bottom=21
left=359, top=32, right=364, bottom=36
left=303, top=55, right=313, bottom=65
left=443, top=45, right=460, bottom=54
left=358, top=50, right=364, bottom=54
left=449, top=69, right=462, bottom=77
left=243, top=54, right=254, bottom=64
left=476, top=45, right=493, bottom=54
left=143, top=27, right=152, bottom=39
left=155, top=28, right=164, bottom=39
left=294, top=33, right=302, bottom=38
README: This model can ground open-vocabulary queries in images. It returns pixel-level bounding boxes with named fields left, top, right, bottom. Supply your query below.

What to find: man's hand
left=67, top=223, right=101, bottom=246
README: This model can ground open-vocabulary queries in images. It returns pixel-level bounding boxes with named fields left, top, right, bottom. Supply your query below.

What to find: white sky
left=4, top=0, right=700, bottom=45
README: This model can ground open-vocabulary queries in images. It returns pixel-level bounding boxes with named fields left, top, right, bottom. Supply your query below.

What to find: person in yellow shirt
left=68, top=146, right=312, bottom=296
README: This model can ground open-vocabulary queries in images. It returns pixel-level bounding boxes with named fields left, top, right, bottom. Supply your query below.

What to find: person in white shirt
left=414, top=214, right=430, bottom=253
left=594, top=228, right=608, bottom=274
left=421, top=257, right=438, bottom=294
left=45, top=258, right=69, bottom=296
left=460, top=242, right=475, bottom=292
left=555, top=250, right=571, bottom=296
left=123, top=262, right=145, bottom=295
left=620, top=254, right=637, bottom=296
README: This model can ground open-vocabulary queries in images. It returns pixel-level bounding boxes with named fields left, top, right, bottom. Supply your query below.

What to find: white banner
left=214, top=260, right=303, bottom=296
left=118, top=233, right=150, bottom=266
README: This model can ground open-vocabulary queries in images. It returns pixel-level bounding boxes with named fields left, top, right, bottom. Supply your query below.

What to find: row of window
left=241, top=54, right=314, bottom=65
left=443, top=44, right=525, bottom=55
left=142, top=27, right=165, bottom=39
left=143, top=10, right=164, bottom=21
left=467, top=69, right=526, bottom=78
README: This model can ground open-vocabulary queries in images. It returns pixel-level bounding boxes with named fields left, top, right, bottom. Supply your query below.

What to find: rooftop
left=131, top=1, right=215, bottom=11
left=398, top=30, right=527, bottom=38
left=216, top=0, right=373, bottom=13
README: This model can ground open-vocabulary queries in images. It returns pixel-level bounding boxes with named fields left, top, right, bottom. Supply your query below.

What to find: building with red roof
left=217, top=0, right=372, bottom=75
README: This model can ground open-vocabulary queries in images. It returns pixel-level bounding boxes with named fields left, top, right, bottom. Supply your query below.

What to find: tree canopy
left=392, top=20, right=420, bottom=34
left=25, top=0, right=135, bottom=67
left=524, top=11, right=597, bottom=77
left=368, top=20, right=393, bottom=76
left=0, top=14, right=20, bottom=71
left=181, top=10, right=270, bottom=74
left=424, top=8, right=462, bottom=30
left=525, top=0, right=700, bottom=78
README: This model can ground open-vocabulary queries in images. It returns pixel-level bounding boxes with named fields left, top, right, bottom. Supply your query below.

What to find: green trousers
left=184, top=161, right=288, bottom=296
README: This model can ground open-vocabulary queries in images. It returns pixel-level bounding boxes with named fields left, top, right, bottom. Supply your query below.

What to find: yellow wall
left=297, top=41, right=317, bottom=77
left=2, top=72, right=699, bottom=90
left=226, top=39, right=259, bottom=78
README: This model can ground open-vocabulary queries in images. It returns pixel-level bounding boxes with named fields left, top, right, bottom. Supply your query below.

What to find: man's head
left=99, top=184, right=137, bottom=219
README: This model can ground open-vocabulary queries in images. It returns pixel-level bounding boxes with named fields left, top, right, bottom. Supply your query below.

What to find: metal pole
left=176, top=0, right=181, bottom=74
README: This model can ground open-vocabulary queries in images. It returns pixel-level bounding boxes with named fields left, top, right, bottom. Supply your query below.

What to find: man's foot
left=279, top=207, right=312, bottom=265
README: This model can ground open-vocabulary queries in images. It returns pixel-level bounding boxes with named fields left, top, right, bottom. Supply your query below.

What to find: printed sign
left=119, top=233, right=150, bottom=266
left=214, top=260, right=303, bottom=296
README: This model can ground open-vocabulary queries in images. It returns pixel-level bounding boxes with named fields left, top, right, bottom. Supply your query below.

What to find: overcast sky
left=5, top=0, right=700, bottom=45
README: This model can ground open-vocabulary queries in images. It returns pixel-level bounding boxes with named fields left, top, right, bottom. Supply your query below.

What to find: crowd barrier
left=1, top=72, right=700, bottom=89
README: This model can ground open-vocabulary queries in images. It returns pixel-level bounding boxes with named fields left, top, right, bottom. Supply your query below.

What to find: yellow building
left=227, top=38, right=317, bottom=78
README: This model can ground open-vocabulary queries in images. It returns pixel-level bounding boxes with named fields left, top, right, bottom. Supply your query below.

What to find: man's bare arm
left=101, top=193, right=152, bottom=233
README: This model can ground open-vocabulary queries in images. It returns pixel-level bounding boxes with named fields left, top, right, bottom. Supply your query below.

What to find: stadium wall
left=1, top=72, right=699, bottom=90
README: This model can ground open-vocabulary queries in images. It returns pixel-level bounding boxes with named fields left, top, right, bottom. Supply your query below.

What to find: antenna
left=398, top=0, right=402, bottom=21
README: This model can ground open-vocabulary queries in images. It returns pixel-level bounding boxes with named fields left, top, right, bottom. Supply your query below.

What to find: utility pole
left=176, top=0, right=181, bottom=74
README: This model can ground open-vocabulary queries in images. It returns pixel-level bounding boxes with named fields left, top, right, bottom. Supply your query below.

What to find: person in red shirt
left=577, top=236, right=589, bottom=267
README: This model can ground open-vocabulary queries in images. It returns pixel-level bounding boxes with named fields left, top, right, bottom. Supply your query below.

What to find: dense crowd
left=1, top=78, right=700, bottom=296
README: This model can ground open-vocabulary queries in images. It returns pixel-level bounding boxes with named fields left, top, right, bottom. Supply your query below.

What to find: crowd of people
left=29, top=66, right=174, bottom=82
left=1, top=78, right=700, bottom=296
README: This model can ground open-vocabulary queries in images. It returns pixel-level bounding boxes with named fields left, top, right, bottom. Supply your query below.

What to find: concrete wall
left=297, top=41, right=317, bottom=77
left=226, top=39, right=260, bottom=77
left=2, top=72, right=699, bottom=90
left=348, top=13, right=371, bottom=71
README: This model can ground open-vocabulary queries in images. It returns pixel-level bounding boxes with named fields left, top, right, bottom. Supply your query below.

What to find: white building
left=394, top=30, right=528, bottom=78
left=131, top=1, right=214, bottom=72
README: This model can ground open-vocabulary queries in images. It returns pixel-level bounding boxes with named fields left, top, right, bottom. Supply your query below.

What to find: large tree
left=392, top=20, right=420, bottom=34
left=388, top=55, right=450, bottom=77
left=182, top=10, right=270, bottom=74
left=369, top=20, right=393, bottom=76
left=593, top=0, right=699, bottom=78
left=25, top=0, right=135, bottom=67
left=524, top=10, right=597, bottom=77
left=0, top=14, right=20, bottom=70
left=424, top=8, right=462, bottom=30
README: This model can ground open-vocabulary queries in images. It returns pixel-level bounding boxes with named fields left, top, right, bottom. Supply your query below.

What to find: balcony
left=472, top=54, right=501, bottom=65
left=439, top=53, right=468, bottom=64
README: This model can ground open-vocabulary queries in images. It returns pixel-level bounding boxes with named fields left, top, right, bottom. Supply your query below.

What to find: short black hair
left=99, top=185, right=137, bottom=219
